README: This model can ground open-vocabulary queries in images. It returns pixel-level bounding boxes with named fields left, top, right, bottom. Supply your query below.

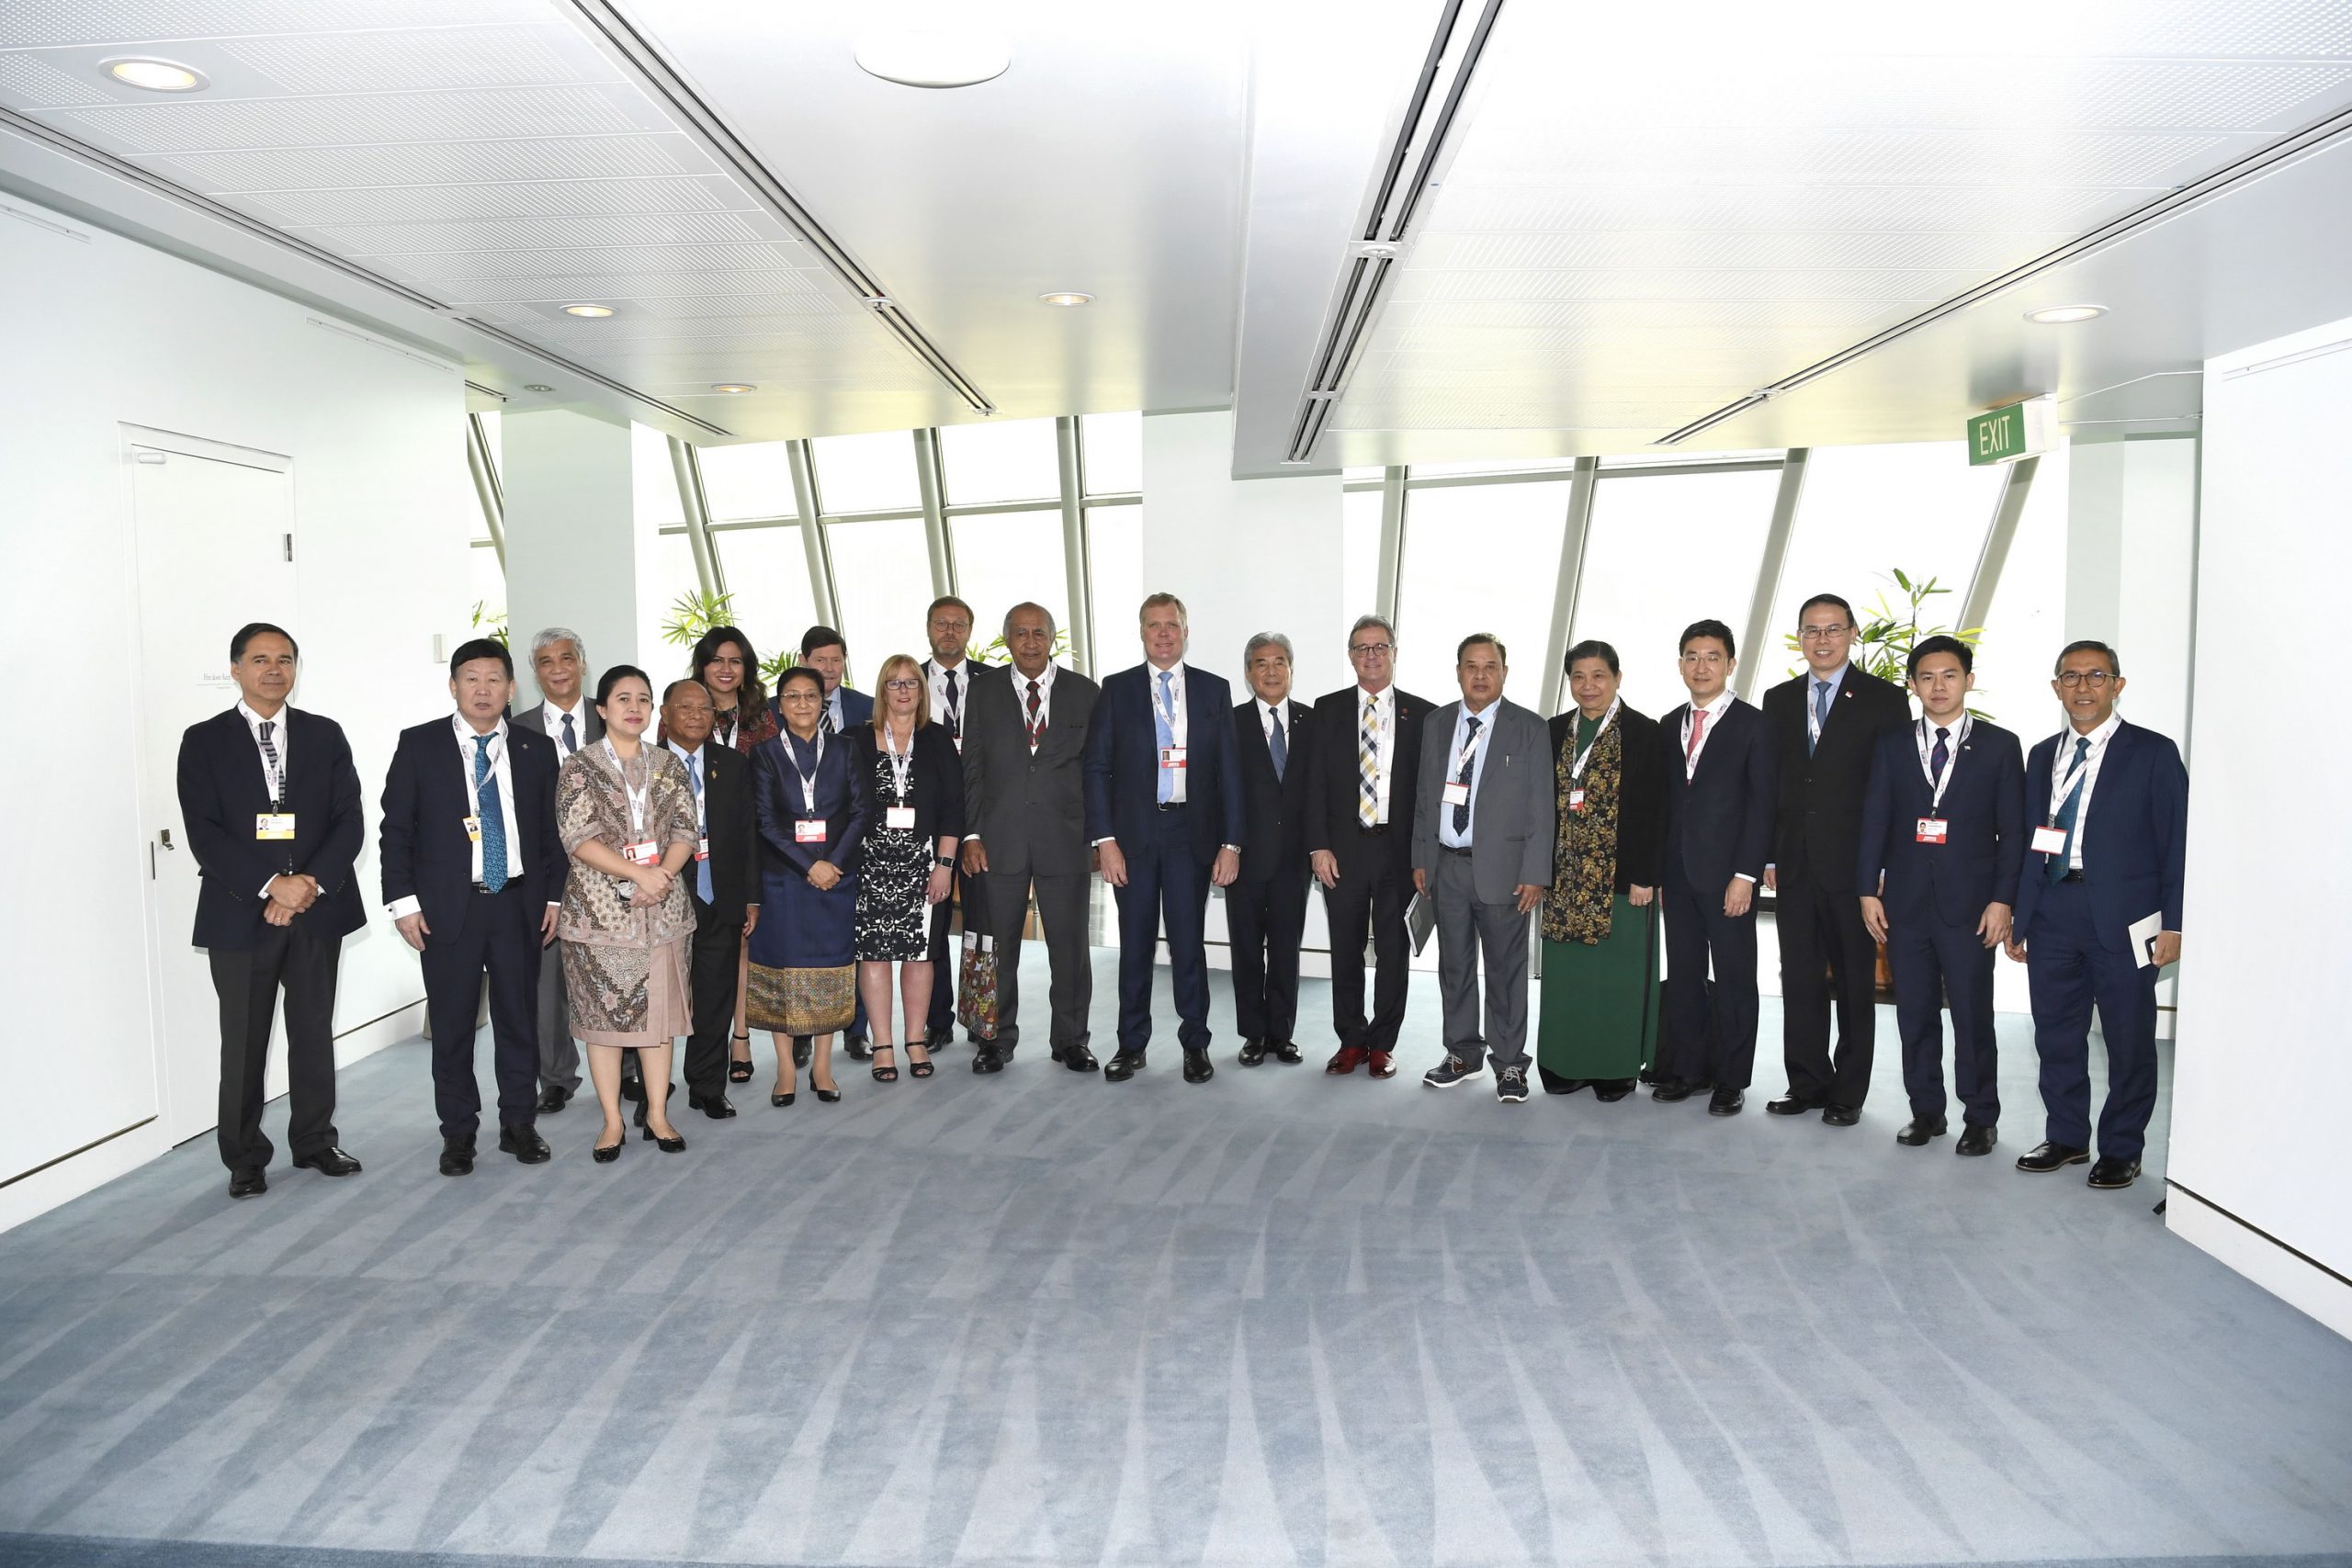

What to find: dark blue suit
left=2012, top=719, right=2188, bottom=1161
left=1857, top=718, right=2027, bottom=1126
left=1083, top=662, right=1247, bottom=1055
left=1657, top=697, right=1777, bottom=1090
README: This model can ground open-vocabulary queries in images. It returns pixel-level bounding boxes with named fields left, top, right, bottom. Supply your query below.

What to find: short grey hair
left=1243, top=632, right=1295, bottom=672
left=1348, top=614, right=1396, bottom=648
left=530, top=626, right=585, bottom=663
left=1003, top=602, right=1057, bottom=641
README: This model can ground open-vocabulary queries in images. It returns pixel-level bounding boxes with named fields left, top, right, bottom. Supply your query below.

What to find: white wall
left=503, top=408, right=645, bottom=686
left=0, top=192, right=473, bottom=1229
left=2174, top=312, right=2352, bottom=1336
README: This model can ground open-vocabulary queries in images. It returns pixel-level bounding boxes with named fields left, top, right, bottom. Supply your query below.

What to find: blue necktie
left=2045, top=735, right=2092, bottom=885
left=474, top=735, right=508, bottom=893
left=560, top=711, right=576, bottom=756
left=1809, top=678, right=1832, bottom=755
left=1452, top=716, right=1481, bottom=835
left=1155, top=671, right=1176, bottom=805
left=688, top=750, right=712, bottom=903
left=1268, top=707, right=1287, bottom=781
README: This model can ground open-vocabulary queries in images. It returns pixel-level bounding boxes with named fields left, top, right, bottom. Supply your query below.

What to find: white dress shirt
left=2050, top=712, right=2123, bottom=872
left=1679, top=689, right=1737, bottom=777
left=925, top=656, right=974, bottom=741
left=1356, top=684, right=1398, bottom=826
left=1803, top=660, right=1850, bottom=751
left=540, top=695, right=591, bottom=758
left=236, top=699, right=291, bottom=895
left=1437, top=700, right=1499, bottom=850
left=1149, top=660, right=1189, bottom=806
left=387, top=715, right=548, bottom=919
left=967, top=663, right=1059, bottom=846
left=1258, top=697, right=1289, bottom=750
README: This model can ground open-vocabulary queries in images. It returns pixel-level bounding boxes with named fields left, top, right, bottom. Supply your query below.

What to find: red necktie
left=1685, top=707, right=1708, bottom=766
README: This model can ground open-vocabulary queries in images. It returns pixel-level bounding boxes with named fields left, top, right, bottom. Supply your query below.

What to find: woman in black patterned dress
left=849, top=653, right=965, bottom=1082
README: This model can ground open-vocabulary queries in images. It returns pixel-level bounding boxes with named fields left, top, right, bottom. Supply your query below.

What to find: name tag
left=885, top=806, right=918, bottom=832
left=462, top=814, right=482, bottom=843
left=1442, top=781, right=1471, bottom=807
left=255, top=812, right=296, bottom=840
left=1159, top=746, right=1187, bottom=770
left=2030, top=824, right=2068, bottom=855
left=1915, top=818, right=1948, bottom=844
left=794, top=818, right=828, bottom=844
left=623, top=840, right=660, bottom=867
left=1568, top=788, right=1587, bottom=813
left=695, top=835, right=710, bottom=863
left=952, top=735, right=965, bottom=752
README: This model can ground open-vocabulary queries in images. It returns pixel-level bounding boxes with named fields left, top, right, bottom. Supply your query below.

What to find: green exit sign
left=1968, top=396, right=2055, bottom=465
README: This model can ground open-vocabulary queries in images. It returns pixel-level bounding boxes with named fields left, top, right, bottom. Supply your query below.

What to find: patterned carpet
left=3, top=947, right=2349, bottom=1568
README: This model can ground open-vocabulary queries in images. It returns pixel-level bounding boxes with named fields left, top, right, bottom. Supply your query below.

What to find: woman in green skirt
left=1537, top=639, right=1667, bottom=1100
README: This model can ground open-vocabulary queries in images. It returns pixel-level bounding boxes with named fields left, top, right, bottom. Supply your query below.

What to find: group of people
left=177, top=587, right=2187, bottom=1201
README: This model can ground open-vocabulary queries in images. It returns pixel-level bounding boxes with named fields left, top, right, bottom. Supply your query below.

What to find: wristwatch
left=934, top=853, right=956, bottom=868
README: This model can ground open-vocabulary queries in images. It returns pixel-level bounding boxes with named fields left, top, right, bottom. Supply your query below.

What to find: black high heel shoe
left=909, top=1046, right=935, bottom=1079
left=871, top=1045, right=899, bottom=1084
left=640, top=1124, right=686, bottom=1153
left=771, top=1080, right=796, bottom=1108
left=729, top=1034, right=754, bottom=1085
left=812, top=1080, right=842, bottom=1103
left=593, top=1142, right=623, bottom=1163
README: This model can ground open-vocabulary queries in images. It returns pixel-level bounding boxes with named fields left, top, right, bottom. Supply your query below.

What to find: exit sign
left=1968, top=396, right=2056, bottom=465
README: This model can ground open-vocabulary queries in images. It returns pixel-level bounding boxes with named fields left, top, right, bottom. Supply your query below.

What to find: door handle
left=159, top=828, right=175, bottom=849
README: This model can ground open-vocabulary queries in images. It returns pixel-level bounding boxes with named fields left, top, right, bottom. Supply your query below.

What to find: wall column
left=502, top=409, right=643, bottom=679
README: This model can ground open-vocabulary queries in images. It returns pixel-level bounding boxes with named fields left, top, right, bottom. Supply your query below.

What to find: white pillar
left=502, top=409, right=644, bottom=684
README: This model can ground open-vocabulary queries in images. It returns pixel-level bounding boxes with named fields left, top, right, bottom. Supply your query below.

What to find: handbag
left=956, top=931, right=1001, bottom=1041
left=746, top=961, right=856, bottom=1036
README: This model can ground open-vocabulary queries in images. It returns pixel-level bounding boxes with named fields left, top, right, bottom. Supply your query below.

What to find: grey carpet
left=3, top=945, right=2349, bottom=1568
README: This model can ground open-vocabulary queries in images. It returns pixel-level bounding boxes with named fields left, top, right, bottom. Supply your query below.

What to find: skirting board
left=2166, top=1183, right=2352, bottom=1340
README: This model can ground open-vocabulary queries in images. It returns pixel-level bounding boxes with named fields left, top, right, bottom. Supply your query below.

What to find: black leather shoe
left=439, top=1137, right=476, bottom=1177
left=228, top=1166, right=267, bottom=1199
left=1955, top=1123, right=1997, bottom=1156
left=1538, top=1067, right=1589, bottom=1095
left=689, top=1093, right=737, bottom=1119
left=1707, top=1086, right=1745, bottom=1117
left=293, top=1146, right=362, bottom=1177
left=844, top=1036, right=873, bottom=1063
left=2016, top=1141, right=2090, bottom=1173
left=498, top=1124, right=552, bottom=1164
left=1182, top=1049, right=1215, bottom=1084
left=1060, top=1044, right=1099, bottom=1073
left=973, top=1048, right=1007, bottom=1074
left=794, top=1037, right=812, bottom=1068
left=1104, top=1051, right=1144, bottom=1083
left=619, top=1077, right=644, bottom=1103
left=537, top=1088, right=571, bottom=1115
left=1594, top=1078, right=1636, bottom=1102
left=1895, top=1116, right=1947, bottom=1146
left=1650, top=1078, right=1694, bottom=1103
left=1272, top=1041, right=1303, bottom=1064
left=1822, top=1104, right=1860, bottom=1127
left=926, top=1027, right=956, bottom=1049
left=2087, top=1156, right=2141, bottom=1190
left=1765, top=1094, right=1817, bottom=1116
left=1238, top=1038, right=1268, bottom=1066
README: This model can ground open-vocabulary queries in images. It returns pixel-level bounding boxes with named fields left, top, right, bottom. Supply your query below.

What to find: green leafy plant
left=660, top=589, right=735, bottom=649
left=469, top=599, right=510, bottom=649
left=1785, top=569, right=1989, bottom=718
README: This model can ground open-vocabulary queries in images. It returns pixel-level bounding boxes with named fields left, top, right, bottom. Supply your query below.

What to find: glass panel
left=824, top=516, right=934, bottom=682
left=698, top=441, right=795, bottom=522
left=1394, top=480, right=1571, bottom=706
left=1081, top=412, right=1142, bottom=494
left=707, top=525, right=819, bottom=682
left=1968, top=446, right=2069, bottom=730
left=1765, top=442, right=2004, bottom=691
left=941, top=416, right=1059, bottom=504
left=1599, top=448, right=1783, bottom=469
left=1408, top=456, right=1584, bottom=479
left=952, top=509, right=1069, bottom=660
left=1087, top=503, right=1145, bottom=670
left=1342, top=487, right=1383, bottom=628
left=638, top=530, right=705, bottom=680
left=468, top=541, right=505, bottom=642
left=476, top=408, right=502, bottom=479
left=631, top=423, right=682, bottom=529
left=1568, top=467, right=1782, bottom=719
left=810, top=429, right=920, bottom=513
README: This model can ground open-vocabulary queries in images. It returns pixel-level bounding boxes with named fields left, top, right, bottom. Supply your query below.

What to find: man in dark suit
left=921, top=594, right=986, bottom=1049
left=379, top=637, right=564, bottom=1176
left=2006, top=639, right=2188, bottom=1191
left=793, top=623, right=874, bottom=1060
left=1229, top=632, right=1314, bottom=1066
left=1761, top=592, right=1911, bottom=1124
left=1856, top=635, right=2026, bottom=1156
left=1656, top=618, right=1778, bottom=1116
left=176, top=622, right=367, bottom=1199
left=1084, top=592, right=1247, bottom=1084
left=514, top=625, right=602, bottom=1114
left=1304, top=615, right=1430, bottom=1079
left=663, top=677, right=758, bottom=1120
left=960, top=602, right=1101, bottom=1073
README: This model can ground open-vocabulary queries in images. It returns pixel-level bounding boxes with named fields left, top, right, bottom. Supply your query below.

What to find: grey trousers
left=1432, top=849, right=1532, bottom=1071
left=981, top=867, right=1092, bottom=1056
left=536, top=937, right=582, bottom=1094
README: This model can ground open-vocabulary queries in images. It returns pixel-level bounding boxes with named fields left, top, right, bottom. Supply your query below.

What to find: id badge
left=462, top=814, right=482, bottom=843
left=255, top=812, right=296, bottom=840
left=1442, top=781, right=1471, bottom=807
left=794, top=818, right=827, bottom=845
left=1915, top=818, right=1948, bottom=844
left=695, top=835, right=710, bottom=863
left=1159, top=746, right=1188, bottom=770
left=623, top=840, right=659, bottom=867
left=1568, top=788, right=1587, bottom=813
left=886, top=806, right=918, bottom=831
left=2030, top=824, right=2068, bottom=855
left=952, top=735, right=965, bottom=752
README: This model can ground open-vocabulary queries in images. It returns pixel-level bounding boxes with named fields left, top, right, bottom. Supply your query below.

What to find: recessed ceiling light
left=854, top=24, right=1011, bottom=89
left=2025, top=304, right=2107, bottom=325
left=561, top=303, right=615, bottom=318
left=1039, top=291, right=1094, bottom=308
left=104, top=57, right=207, bottom=92
left=711, top=383, right=757, bottom=394
left=523, top=384, right=555, bottom=393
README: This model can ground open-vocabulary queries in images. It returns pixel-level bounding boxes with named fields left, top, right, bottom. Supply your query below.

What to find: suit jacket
left=1657, top=697, right=1778, bottom=890
left=379, top=716, right=564, bottom=941
left=1231, top=697, right=1313, bottom=884
left=177, top=706, right=367, bottom=951
left=962, top=663, right=1100, bottom=877
left=1084, top=662, right=1247, bottom=864
left=1761, top=666, right=1909, bottom=890
left=2012, top=719, right=2188, bottom=955
left=1856, top=718, right=2027, bottom=929
left=848, top=721, right=966, bottom=850
left=1302, top=684, right=1432, bottom=880
left=776, top=683, right=875, bottom=733
left=1546, top=704, right=1665, bottom=893
left=1411, top=697, right=1555, bottom=902
left=514, top=699, right=603, bottom=757
left=751, top=727, right=867, bottom=880
left=671, top=739, right=756, bottom=922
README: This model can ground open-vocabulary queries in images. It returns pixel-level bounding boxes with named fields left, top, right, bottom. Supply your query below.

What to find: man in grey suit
left=959, top=602, right=1102, bottom=1075
left=514, top=626, right=601, bottom=1113
left=1412, top=633, right=1555, bottom=1103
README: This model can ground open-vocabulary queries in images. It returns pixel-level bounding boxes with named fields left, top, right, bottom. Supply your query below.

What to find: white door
left=131, top=437, right=297, bottom=1147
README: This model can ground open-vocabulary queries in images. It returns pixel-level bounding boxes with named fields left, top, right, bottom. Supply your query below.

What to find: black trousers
left=209, top=923, right=342, bottom=1171
left=1778, top=869, right=1879, bottom=1106
left=420, top=882, right=543, bottom=1141
left=1320, top=837, right=1410, bottom=1053
left=1888, top=912, right=2000, bottom=1127
left=1227, top=870, right=1308, bottom=1043
left=681, top=892, right=746, bottom=1100
left=1660, top=866, right=1759, bottom=1089
left=924, top=869, right=961, bottom=1039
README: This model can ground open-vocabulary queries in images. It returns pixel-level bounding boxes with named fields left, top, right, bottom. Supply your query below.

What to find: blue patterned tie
left=1268, top=707, right=1287, bottom=782
left=474, top=735, right=508, bottom=894
left=688, top=750, right=712, bottom=903
left=2045, top=735, right=2092, bottom=885
left=1809, top=678, right=1832, bottom=755
left=1929, top=726, right=1950, bottom=785
left=1155, top=670, right=1176, bottom=805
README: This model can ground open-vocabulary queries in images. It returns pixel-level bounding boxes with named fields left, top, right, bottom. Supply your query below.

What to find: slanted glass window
left=809, top=430, right=920, bottom=514
left=1341, top=485, right=1385, bottom=649
left=941, top=416, right=1059, bottom=504
left=709, top=525, right=820, bottom=682
left=698, top=441, right=795, bottom=522
left=1082, top=412, right=1141, bottom=494
left=1395, top=479, right=1573, bottom=705
left=825, top=517, right=934, bottom=680
left=1087, top=503, right=1145, bottom=667
left=1968, top=446, right=2069, bottom=729
left=953, top=511, right=1069, bottom=662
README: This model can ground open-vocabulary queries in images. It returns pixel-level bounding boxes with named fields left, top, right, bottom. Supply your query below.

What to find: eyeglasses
left=1798, top=624, right=1852, bottom=640
left=1349, top=641, right=1393, bottom=657
left=2057, top=670, right=2116, bottom=689
left=779, top=691, right=821, bottom=704
left=883, top=679, right=922, bottom=692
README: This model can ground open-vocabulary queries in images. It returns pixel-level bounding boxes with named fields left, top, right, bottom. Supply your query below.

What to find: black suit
left=922, top=657, right=987, bottom=1040
left=1657, top=697, right=1777, bottom=1090
left=176, top=705, right=366, bottom=1172
left=1302, top=684, right=1431, bottom=1055
left=1228, top=697, right=1313, bottom=1045
left=379, top=717, right=564, bottom=1141
left=672, top=739, right=757, bottom=1102
left=1761, top=666, right=1910, bottom=1106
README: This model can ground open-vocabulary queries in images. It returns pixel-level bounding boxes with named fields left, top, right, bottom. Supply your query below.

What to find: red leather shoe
left=1325, top=1045, right=1366, bottom=1075
left=1367, top=1051, right=1397, bottom=1079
